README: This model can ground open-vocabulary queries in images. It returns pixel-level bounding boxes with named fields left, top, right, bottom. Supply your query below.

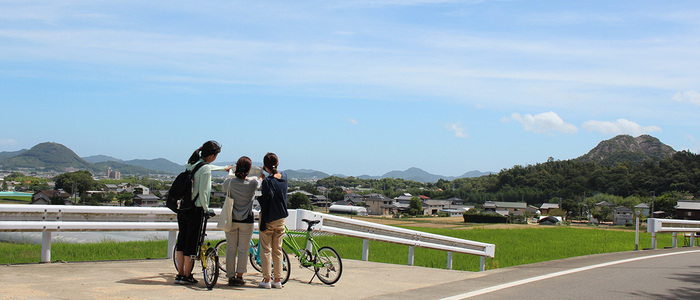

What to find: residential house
left=133, top=194, right=161, bottom=207
left=675, top=201, right=700, bottom=221
left=422, top=199, right=452, bottom=215
left=483, top=201, right=528, bottom=216
left=344, top=192, right=364, bottom=204
left=31, top=190, right=71, bottom=205
left=310, top=194, right=329, bottom=207
left=133, top=184, right=150, bottom=195
left=394, top=193, right=414, bottom=204
left=539, top=203, right=560, bottom=215
left=446, top=197, right=466, bottom=205
left=633, top=203, right=650, bottom=217
left=364, top=193, right=396, bottom=215
left=613, top=206, right=634, bottom=225
left=103, top=184, right=119, bottom=193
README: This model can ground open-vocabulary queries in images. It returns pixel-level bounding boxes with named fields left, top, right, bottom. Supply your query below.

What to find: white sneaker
left=258, top=281, right=271, bottom=289
left=271, top=281, right=283, bottom=289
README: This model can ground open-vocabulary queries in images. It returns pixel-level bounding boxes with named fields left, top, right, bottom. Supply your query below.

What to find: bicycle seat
left=302, top=219, right=321, bottom=227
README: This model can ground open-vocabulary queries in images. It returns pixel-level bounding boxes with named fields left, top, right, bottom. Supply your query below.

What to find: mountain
left=82, top=155, right=123, bottom=163
left=0, top=149, right=27, bottom=159
left=285, top=169, right=331, bottom=181
left=122, top=158, right=184, bottom=174
left=576, top=134, right=676, bottom=166
left=357, top=167, right=493, bottom=183
left=92, top=161, right=169, bottom=175
left=0, top=142, right=91, bottom=171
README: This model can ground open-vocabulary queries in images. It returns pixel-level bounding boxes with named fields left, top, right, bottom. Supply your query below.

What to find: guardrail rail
left=1, top=205, right=495, bottom=271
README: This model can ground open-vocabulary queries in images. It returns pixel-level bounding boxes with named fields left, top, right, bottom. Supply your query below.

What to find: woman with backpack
left=257, top=152, right=289, bottom=289
left=220, top=156, right=261, bottom=286
left=175, top=140, right=231, bottom=285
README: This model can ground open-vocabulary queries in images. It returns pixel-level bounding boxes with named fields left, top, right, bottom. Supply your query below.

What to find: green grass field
left=0, top=226, right=676, bottom=271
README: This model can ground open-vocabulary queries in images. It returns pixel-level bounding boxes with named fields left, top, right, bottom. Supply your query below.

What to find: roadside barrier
left=647, top=218, right=700, bottom=249
left=0, top=205, right=495, bottom=271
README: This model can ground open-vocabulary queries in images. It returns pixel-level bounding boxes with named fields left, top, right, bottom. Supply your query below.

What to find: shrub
left=463, top=212, right=507, bottom=223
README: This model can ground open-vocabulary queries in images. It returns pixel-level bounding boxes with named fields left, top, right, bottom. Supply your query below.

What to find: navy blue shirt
left=259, top=172, right=289, bottom=230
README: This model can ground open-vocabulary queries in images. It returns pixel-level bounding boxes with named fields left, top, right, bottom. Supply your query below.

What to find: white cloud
left=582, top=119, right=662, bottom=136
left=672, top=90, right=700, bottom=106
left=348, top=118, right=359, bottom=125
left=509, top=112, right=577, bottom=134
left=445, top=122, right=468, bottom=138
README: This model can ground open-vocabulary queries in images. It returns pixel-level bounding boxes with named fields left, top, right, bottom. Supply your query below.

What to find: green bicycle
left=283, top=218, right=343, bottom=285
left=214, top=230, right=291, bottom=284
left=172, top=213, right=220, bottom=290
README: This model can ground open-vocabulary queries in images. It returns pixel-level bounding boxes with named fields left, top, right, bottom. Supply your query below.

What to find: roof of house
left=486, top=201, right=527, bottom=209
left=133, top=194, right=160, bottom=200
left=35, top=190, right=70, bottom=198
left=540, top=203, right=559, bottom=209
left=614, top=206, right=633, bottom=212
left=675, top=201, right=700, bottom=210
left=423, top=199, right=452, bottom=206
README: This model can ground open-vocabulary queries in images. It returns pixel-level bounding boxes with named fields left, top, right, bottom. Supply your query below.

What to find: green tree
left=117, top=192, right=133, bottom=207
left=328, top=187, right=344, bottom=202
left=288, top=192, right=312, bottom=210
left=54, top=171, right=97, bottom=198
left=409, top=197, right=423, bottom=216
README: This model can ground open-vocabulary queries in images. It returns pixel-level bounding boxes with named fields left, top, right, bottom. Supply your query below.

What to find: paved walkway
left=2, top=247, right=699, bottom=299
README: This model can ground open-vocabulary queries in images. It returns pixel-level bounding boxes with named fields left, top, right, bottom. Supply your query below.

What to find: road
left=1, top=247, right=699, bottom=299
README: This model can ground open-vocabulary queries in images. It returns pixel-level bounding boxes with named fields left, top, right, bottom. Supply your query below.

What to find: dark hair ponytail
left=188, top=140, right=222, bottom=164
left=234, top=156, right=252, bottom=179
left=263, top=152, right=279, bottom=174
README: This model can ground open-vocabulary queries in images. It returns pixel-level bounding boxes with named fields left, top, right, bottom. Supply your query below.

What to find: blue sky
left=1, top=1, right=699, bottom=177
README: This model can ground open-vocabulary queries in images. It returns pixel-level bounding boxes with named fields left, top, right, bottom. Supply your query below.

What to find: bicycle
left=172, top=212, right=220, bottom=290
left=214, top=230, right=291, bottom=284
left=282, top=218, right=343, bottom=285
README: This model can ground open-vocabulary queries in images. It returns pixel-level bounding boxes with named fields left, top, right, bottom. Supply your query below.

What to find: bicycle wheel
left=173, top=245, right=195, bottom=273
left=280, top=248, right=291, bottom=285
left=314, top=246, right=342, bottom=285
left=249, top=242, right=291, bottom=285
left=202, top=247, right=219, bottom=290
left=249, top=242, right=262, bottom=272
left=215, top=240, right=227, bottom=273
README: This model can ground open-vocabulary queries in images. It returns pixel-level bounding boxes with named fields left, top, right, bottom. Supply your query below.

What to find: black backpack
left=166, top=162, right=205, bottom=213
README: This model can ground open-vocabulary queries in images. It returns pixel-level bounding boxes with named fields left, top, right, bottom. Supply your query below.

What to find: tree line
left=311, top=151, right=700, bottom=217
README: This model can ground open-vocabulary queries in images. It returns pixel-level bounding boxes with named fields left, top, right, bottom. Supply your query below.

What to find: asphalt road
left=2, top=247, right=699, bottom=299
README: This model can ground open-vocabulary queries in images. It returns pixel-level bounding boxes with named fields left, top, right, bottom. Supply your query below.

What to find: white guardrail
left=0, top=204, right=495, bottom=271
left=647, top=218, right=700, bottom=249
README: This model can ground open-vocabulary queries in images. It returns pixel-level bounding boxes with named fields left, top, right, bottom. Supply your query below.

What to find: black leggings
left=176, top=207, right=204, bottom=256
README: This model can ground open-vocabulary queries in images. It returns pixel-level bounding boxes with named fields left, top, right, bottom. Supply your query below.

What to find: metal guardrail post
left=447, top=252, right=453, bottom=270
left=41, top=231, right=52, bottom=263
left=408, top=246, right=414, bottom=266
left=167, top=231, right=177, bottom=259
left=692, top=233, right=696, bottom=247
left=480, top=256, right=485, bottom=272
left=651, top=232, right=657, bottom=249
left=672, top=232, right=678, bottom=248
left=362, top=239, right=369, bottom=261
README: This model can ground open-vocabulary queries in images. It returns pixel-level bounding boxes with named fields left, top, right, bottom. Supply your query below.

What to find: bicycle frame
left=282, top=225, right=326, bottom=269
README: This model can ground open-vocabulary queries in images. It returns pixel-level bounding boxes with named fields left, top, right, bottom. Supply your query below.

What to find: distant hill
left=92, top=161, right=169, bottom=175
left=285, top=169, right=331, bottom=181
left=122, top=158, right=184, bottom=174
left=82, top=155, right=123, bottom=163
left=0, top=142, right=168, bottom=175
left=0, top=149, right=27, bottom=159
left=82, top=155, right=182, bottom=173
left=358, top=167, right=494, bottom=183
left=0, top=142, right=91, bottom=171
left=576, top=134, right=676, bottom=166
